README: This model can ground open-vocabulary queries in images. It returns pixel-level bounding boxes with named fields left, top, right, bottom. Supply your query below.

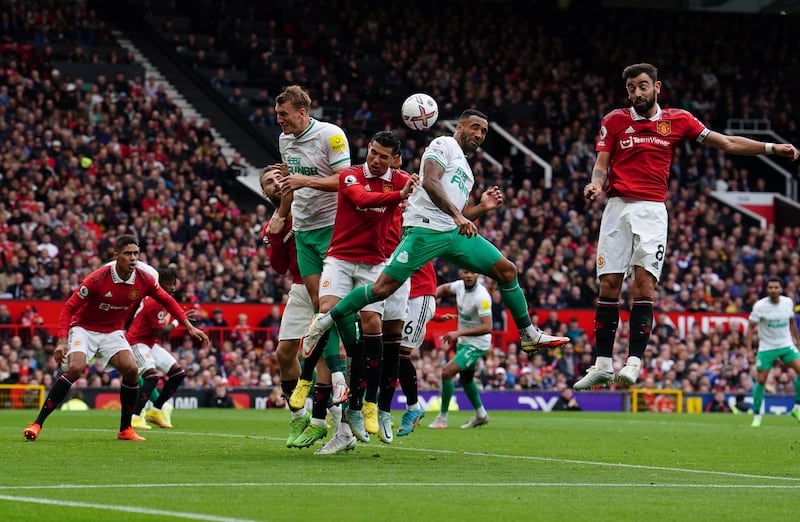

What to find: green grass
left=1, top=408, right=799, bottom=521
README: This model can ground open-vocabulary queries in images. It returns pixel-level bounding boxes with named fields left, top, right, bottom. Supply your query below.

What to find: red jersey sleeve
left=146, top=280, right=187, bottom=324
left=58, top=287, right=86, bottom=338
left=340, top=172, right=404, bottom=207
left=265, top=216, right=302, bottom=284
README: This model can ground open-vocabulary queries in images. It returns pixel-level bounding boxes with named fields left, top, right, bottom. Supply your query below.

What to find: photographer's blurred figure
left=552, top=386, right=581, bottom=411
left=208, top=377, right=234, bottom=408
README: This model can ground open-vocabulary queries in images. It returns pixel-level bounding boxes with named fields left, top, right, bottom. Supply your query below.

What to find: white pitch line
left=0, top=494, right=264, bottom=522
left=6, top=427, right=800, bottom=484
left=0, top=482, right=798, bottom=492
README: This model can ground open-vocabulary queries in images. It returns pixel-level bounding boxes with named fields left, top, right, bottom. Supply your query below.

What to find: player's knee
left=492, top=259, right=517, bottom=284
left=372, top=280, right=398, bottom=300
left=63, top=365, right=83, bottom=382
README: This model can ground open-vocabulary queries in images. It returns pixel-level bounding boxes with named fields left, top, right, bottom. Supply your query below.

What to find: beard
left=633, top=94, right=656, bottom=116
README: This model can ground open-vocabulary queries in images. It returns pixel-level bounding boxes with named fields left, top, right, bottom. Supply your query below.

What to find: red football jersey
left=385, top=204, right=403, bottom=254
left=58, top=264, right=187, bottom=338
left=327, top=164, right=410, bottom=265
left=265, top=215, right=302, bottom=284
left=596, top=106, right=708, bottom=201
left=126, top=297, right=169, bottom=347
left=410, top=262, right=437, bottom=299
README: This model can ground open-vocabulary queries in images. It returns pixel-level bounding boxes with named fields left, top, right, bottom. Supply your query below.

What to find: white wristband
left=765, top=142, right=774, bottom=155
left=171, top=319, right=179, bottom=328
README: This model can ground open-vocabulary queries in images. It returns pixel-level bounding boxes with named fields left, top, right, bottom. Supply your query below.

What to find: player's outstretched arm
left=704, top=131, right=799, bottom=159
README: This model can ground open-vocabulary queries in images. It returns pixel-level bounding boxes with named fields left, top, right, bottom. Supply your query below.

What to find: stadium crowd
left=1, top=0, right=800, bottom=402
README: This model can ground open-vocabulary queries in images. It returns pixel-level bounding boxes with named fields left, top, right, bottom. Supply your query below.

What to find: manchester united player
left=575, top=63, right=799, bottom=390
left=126, top=267, right=188, bottom=430
left=396, top=262, right=437, bottom=437
left=23, top=235, right=209, bottom=441
left=295, top=130, right=418, bottom=451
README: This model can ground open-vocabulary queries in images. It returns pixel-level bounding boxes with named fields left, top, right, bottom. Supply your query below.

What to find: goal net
left=0, top=384, right=45, bottom=410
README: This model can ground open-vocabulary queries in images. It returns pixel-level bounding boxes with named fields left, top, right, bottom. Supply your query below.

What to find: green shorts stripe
left=295, top=225, right=334, bottom=278
left=383, top=227, right=503, bottom=283
left=452, top=343, right=489, bottom=370
left=756, top=346, right=800, bottom=371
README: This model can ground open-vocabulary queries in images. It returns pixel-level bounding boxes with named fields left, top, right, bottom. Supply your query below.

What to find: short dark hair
left=159, top=267, right=178, bottom=285
left=114, top=234, right=139, bottom=252
left=371, top=130, right=401, bottom=156
left=623, top=63, right=658, bottom=83
left=767, top=276, right=784, bottom=287
left=458, top=109, right=488, bottom=122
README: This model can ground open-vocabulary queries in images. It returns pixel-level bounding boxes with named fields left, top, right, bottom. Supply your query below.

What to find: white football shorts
left=279, top=283, right=315, bottom=341
left=383, top=277, right=411, bottom=322
left=65, top=326, right=131, bottom=371
left=131, top=342, right=178, bottom=375
left=319, top=257, right=384, bottom=314
left=596, top=197, right=668, bottom=280
left=401, top=295, right=436, bottom=350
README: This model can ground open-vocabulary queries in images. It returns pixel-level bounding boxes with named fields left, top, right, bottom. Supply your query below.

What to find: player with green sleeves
left=745, top=276, right=800, bottom=427
left=428, top=269, right=493, bottom=429
left=301, top=109, right=570, bottom=359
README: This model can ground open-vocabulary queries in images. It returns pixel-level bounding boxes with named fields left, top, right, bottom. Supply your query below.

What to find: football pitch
left=1, top=408, right=798, bottom=521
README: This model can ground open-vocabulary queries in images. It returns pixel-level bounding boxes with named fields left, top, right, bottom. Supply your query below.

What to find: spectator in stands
left=0, top=305, right=12, bottom=341
left=704, top=390, right=730, bottom=413
left=552, top=386, right=582, bottom=411
left=207, top=377, right=234, bottom=408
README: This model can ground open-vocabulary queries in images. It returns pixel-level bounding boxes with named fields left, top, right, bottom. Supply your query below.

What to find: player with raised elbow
left=575, top=63, right=799, bottom=391
left=300, top=109, right=569, bottom=373
left=745, top=276, right=800, bottom=427
left=23, top=235, right=209, bottom=442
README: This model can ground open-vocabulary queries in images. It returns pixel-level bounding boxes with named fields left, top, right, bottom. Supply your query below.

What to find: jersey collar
left=362, top=163, right=393, bottom=181
left=110, top=262, right=136, bottom=285
left=629, top=104, right=663, bottom=121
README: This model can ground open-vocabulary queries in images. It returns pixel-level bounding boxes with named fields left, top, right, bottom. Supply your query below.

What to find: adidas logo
left=104, top=291, right=113, bottom=297
left=625, top=126, right=635, bottom=134
left=651, top=262, right=659, bottom=270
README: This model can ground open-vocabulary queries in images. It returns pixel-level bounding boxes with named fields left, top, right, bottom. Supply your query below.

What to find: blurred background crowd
left=1, top=0, right=799, bottom=402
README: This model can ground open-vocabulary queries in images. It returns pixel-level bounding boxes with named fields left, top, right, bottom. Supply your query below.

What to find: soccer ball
left=401, top=93, right=439, bottom=131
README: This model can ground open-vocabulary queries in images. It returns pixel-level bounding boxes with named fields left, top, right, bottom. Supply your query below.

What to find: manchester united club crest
left=656, top=120, right=671, bottom=136
left=383, top=185, right=392, bottom=193
left=597, top=255, right=605, bottom=268
left=128, top=288, right=140, bottom=300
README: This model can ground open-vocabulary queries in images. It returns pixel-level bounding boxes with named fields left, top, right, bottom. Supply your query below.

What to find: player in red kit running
left=23, top=235, right=209, bottom=441
left=575, top=63, right=799, bottom=390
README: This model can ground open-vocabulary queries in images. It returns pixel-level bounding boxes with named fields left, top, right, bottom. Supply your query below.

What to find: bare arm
left=422, top=158, right=478, bottom=237
left=790, top=316, right=800, bottom=347
left=744, top=321, right=756, bottom=351
left=703, top=131, right=799, bottom=159
left=435, top=282, right=451, bottom=299
left=282, top=174, right=340, bottom=192
left=584, top=151, right=610, bottom=201
left=463, top=186, right=504, bottom=221
left=442, top=315, right=492, bottom=345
